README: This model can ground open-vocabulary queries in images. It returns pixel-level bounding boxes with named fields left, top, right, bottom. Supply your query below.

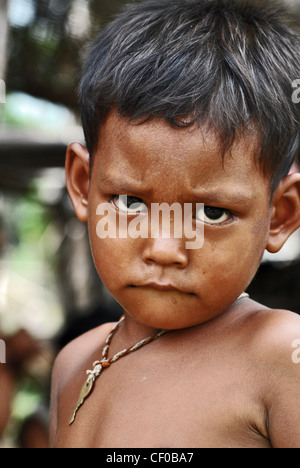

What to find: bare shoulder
left=51, top=321, right=116, bottom=391
left=49, top=321, right=116, bottom=446
left=243, top=305, right=300, bottom=448
left=234, top=300, right=300, bottom=363
left=244, top=304, right=300, bottom=357
left=240, top=303, right=300, bottom=392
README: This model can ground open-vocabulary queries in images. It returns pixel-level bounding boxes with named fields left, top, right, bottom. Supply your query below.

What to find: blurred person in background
left=0, top=219, right=49, bottom=447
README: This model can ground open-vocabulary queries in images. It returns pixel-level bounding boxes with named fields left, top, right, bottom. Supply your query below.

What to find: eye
left=110, top=195, right=148, bottom=214
left=196, top=205, right=232, bottom=225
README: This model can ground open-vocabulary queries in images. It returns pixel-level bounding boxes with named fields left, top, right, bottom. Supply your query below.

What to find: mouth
left=129, top=283, right=196, bottom=295
left=144, top=282, right=181, bottom=292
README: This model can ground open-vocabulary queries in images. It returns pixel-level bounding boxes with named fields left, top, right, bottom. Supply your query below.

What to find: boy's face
left=86, top=112, right=272, bottom=330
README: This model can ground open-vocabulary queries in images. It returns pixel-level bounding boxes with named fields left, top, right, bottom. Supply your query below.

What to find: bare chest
left=54, top=352, right=270, bottom=448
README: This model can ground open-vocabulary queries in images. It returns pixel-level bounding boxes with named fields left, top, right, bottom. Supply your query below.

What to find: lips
left=130, top=282, right=194, bottom=294
left=143, top=282, right=181, bottom=292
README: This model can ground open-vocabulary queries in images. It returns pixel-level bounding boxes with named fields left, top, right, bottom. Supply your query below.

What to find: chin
left=128, top=305, right=214, bottom=331
left=110, top=286, right=222, bottom=330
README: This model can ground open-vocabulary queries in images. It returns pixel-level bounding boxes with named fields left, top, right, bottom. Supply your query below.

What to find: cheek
left=88, top=226, right=134, bottom=291
left=197, top=223, right=268, bottom=289
left=88, top=200, right=128, bottom=287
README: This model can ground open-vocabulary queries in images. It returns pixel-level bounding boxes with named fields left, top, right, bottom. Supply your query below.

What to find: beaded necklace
left=69, top=315, right=167, bottom=424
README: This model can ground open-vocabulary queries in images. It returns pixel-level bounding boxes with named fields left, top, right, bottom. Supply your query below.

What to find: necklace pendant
left=69, top=360, right=110, bottom=425
left=69, top=361, right=106, bottom=425
left=69, top=375, right=95, bottom=425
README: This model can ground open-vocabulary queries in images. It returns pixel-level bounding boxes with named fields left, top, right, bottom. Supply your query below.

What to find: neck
left=120, top=312, right=161, bottom=343
left=119, top=292, right=249, bottom=343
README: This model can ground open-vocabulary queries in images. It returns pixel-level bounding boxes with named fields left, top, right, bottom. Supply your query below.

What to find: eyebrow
left=98, top=174, right=150, bottom=195
left=99, top=174, right=256, bottom=205
left=190, top=188, right=257, bottom=205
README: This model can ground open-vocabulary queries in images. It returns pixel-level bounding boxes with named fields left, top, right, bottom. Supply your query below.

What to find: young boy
left=50, top=0, right=300, bottom=448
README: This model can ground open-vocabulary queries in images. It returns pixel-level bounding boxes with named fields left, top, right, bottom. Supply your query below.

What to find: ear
left=65, top=142, right=90, bottom=223
left=266, top=173, right=300, bottom=253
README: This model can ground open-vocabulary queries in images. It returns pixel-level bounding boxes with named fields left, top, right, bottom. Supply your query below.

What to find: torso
left=51, top=299, right=273, bottom=448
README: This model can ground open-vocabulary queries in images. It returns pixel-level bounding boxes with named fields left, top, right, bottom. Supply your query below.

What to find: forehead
left=94, top=111, right=267, bottom=201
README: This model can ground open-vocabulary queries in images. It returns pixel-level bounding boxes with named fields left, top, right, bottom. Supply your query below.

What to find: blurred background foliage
left=0, top=0, right=131, bottom=448
left=0, top=0, right=300, bottom=448
left=1, top=0, right=134, bottom=332
left=6, top=0, right=130, bottom=111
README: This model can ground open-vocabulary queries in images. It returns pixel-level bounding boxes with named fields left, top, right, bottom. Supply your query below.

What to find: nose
left=141, top=236, right=189, bottom=268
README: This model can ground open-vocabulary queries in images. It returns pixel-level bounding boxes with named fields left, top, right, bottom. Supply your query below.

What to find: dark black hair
left=79, top=0, right=300, bottom=193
